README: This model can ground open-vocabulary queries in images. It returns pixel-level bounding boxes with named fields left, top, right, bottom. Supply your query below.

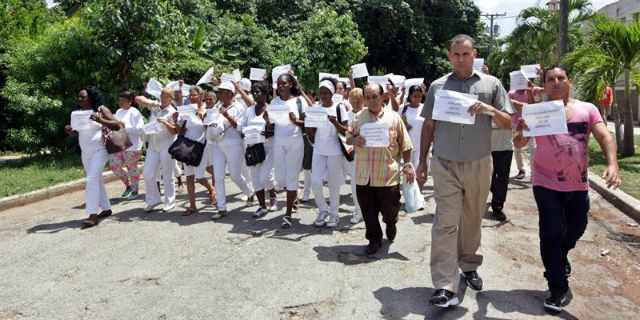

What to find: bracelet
left=403, top=163, right=413, bottom=169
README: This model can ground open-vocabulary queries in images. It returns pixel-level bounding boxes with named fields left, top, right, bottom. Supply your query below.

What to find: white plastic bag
left=402, top=176, right=424, bottom=213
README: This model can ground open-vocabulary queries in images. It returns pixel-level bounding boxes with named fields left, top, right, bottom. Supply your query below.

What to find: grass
left=589, top=135, right=640, bottom=199
left=0, top=153, right=87, bottom=198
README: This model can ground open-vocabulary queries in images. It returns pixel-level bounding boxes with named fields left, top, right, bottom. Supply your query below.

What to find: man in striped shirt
left=347, top=83, right=414, bottom=255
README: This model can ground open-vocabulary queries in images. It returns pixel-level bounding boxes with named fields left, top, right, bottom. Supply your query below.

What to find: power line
left=482, top=13, right=507, bottom=56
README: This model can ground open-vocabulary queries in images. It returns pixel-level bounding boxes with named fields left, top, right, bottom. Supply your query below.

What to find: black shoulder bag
left=168, top=120, right=206, bottom=167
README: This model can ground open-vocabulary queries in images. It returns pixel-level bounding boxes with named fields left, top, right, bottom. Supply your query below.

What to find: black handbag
left=298, top=97, right=314, bottom=170
left=336, top=105, right=354, bottom=162
left=168, top=120, right=206, bottom=167
left=245, top=143, right=266, bottom=166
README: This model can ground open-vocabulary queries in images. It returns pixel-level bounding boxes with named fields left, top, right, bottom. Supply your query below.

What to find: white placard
left=271, top=64, right=292, bottom=84
left=332, top=94, right=344, bottom=105
left=521, top=64, right=541, bottom=78
left=473, top=58, right=485, bottom=71
left=177, top=104, right=197, bottom=115
left=70, top=110, right=97, bottom=131
left=319, top=72, right=339, bottom=81
left=268, top=105, right=291, bottom=125
left=390, top=75, right=406, bottom=88
left=250, top=68, right=266, bottom=81
left=197, top=67, right=215, bottom=85
left=360, top=122, right=390, bottom=147
left=510, top=70, right=529, bottom=91
left=203, top=108, right=220, bottom=125
left=232, top=69, right=242, bottom=82
left=142, top=121, right=163, bottom=135
left=367, top=75, right=389, bottom=87
left=243, top=126, right=266, bottom=145
left=522, top=100, right=568, bottom=137
left=351, top=63, right=369, bottom=78
left=304, top=107, right=329, bottom=128
left=432, top=89, right=478, bottom=125
left=404, top=78, right=424, bottom=88
left=167, top=81, right=191, bottom=96
left=220, top=73, right=235, bottom=83
left=338, top=77, right=350, bottom=87
left=145, top=78, right=163, bottom=100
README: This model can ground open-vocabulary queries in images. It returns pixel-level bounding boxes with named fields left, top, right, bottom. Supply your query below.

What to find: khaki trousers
left=430, top=154, right=492, bottom=292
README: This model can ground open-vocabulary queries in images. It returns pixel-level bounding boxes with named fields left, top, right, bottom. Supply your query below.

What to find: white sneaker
left=268, top=197, right=277, bottom=212
left=300, top=192, right=310, bottom=202
left=240, top=194, right=249, bottom=201
left=144, top=202, right=163, bottom=212
left=253, top=207, right=268, bottom=217
left=314, top=211, right=328, bottom=227
left=326, top=213, right=339, bottom=228
left=350, top=211, right=362, bottom=224
left=162, top=202, right=175, bottom=212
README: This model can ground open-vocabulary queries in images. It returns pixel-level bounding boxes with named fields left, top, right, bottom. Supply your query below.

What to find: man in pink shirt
left=514, top=65, right=621, bottom=313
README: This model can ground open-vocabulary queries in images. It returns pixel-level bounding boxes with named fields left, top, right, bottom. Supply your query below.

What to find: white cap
left=239, top=78, right=252, bottom=92
left=319, top=80, right=336, bottom=94
left=218, top=81, right=236, bottom=94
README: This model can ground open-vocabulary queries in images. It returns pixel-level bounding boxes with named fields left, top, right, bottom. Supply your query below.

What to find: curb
left=0, top=171, right=121, bottom=212
left=588, top=172, right=640, bottom=223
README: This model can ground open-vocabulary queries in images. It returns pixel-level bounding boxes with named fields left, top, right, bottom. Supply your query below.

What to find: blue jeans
left=533, top=186, right=589, bottom=295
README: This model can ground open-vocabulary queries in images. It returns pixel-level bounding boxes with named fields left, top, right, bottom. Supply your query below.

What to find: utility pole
left=483, top=13, right=506, bottom=57
left=558, top=0, right=569, bottom=62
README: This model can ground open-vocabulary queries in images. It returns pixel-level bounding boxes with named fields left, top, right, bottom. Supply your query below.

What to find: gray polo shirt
left=421, top=71, right=514, bottom=163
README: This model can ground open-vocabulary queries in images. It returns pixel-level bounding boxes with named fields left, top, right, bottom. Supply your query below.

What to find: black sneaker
left=543, top=291, right=567, bottom=313
left=429, top=289, right=459, bottom=307
left=364, top=241, right=382, bottom=255
left=514, top=169, right=525, bottom=180
left=463, top=271, right=483, bottom=291
left=386, top=223, right=397, bottom=242
left=492, top=208, right=507, bottom=221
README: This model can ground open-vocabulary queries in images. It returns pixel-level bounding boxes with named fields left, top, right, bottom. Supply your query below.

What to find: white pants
left=273, top=139, right=304, bottom=191
left=343, top=158, right=361, bottom=214
left=144, top=148, right=176, bottom=206
left=211, top=141, right=254, bottom=211
left=311, top=153, right=344, bottom=215
left=155, top=161, right=181, bottom=182
left=303, top=169, right=312, bottom=196
left=249, top=146, right=276, bottom=192
left=81, top=147, right=111, bottom=215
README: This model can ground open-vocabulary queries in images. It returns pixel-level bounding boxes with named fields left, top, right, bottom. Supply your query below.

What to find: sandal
left=97, top=209, right=112, bottom=219
left=211, top=210, right=227, bottom=220
left=281, top=215, right=292, bottom=229
left=182, top=208, right=198, bottom=216
left=209, top=191, right=217, bottom=205
left=82, top=214, right=99, bottom=228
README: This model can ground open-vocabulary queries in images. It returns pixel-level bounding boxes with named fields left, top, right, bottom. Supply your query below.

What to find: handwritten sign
left=271, top=64, right=291, bottom=84
left=473, top=58, right=485, bottom=71
left=332, top=94, right=344, bottom=105
left=521, top=64, right=541, bottom=78
left=510, top=70, right=529, bottom=91
left=268, top=104, right=291, bottom=125
left=197, top=67, right=215, bottom=85
left=432, top=89, right=478, bottom=125
left=70, top=110, right=97, bottom=131
left=220, top=73, right=235, bottom=83
left=304, top=107, right=329, bottom=128
left=250, top=68, right=266, bottom=81
left=177, top=104, right=197, bottom=115
left=145, top=78, right=163, bottom=100
left=351, top=63, right=369, bottom=79
left=360, top=122, right=390, bottom=147
left=142, top=121, right=163, bottom=135
left=404, top=78, right=424, bottom=88
left=522, top=100, right=568, bottom=137
left=203, top=108, right=220, bottom=125
left=319, top=72, right=339, bottom=81
left=243, top=126, right=266, bottom=145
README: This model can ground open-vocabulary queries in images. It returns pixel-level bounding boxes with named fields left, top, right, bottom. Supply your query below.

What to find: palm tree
left=564, top=15, right=640, bottom=156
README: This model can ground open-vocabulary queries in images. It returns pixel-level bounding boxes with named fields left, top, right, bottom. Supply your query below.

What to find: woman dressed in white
left=64, top=86, right=121, bottom=227
left=306, top=79, right=349, bottom=228
left=400, top=85, right=426, bottom=190
left=135, top=88, right=178, bottom=212
left=209, top=82, right=255, bottom=220
left=173, top=86, right=216, bottom=215
left=269, top=73, right=308, bottom=228
left=242, top=82, right=278, bottom=217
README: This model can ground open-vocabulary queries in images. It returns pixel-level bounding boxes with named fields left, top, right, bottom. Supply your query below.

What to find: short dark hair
left=408, top=85, right=423, bottom=97
left=252, top=82, right=271, bottom=102
left=449, top=34, right=475, bottom=50
left=119, top=91, right=133, bottom=101
left=80, top=86, right=104, bottom=112
left=542, top=64, right=570, bottom=83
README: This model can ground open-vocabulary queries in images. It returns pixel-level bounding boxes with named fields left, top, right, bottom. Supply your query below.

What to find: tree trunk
left=558, top=0, right=570, bottom=62
left=613, top=98, right=623, bottom=148
left=621, top=69, right=636, bottom=155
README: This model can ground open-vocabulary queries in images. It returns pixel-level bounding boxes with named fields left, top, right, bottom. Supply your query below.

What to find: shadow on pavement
left=473, top=289, right=580, bottom=320
left=312, top=241, right=409, bottom=265
left=373, top=286, right=470, bottom=319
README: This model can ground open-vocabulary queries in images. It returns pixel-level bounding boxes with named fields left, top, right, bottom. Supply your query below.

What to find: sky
left=474, top=0, right=619, bottom=37
left=44, top=0, right=619, bottom=37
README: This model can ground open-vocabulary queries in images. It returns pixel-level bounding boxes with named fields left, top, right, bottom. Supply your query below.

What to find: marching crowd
left=64, top=34, right=622, bottom=314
